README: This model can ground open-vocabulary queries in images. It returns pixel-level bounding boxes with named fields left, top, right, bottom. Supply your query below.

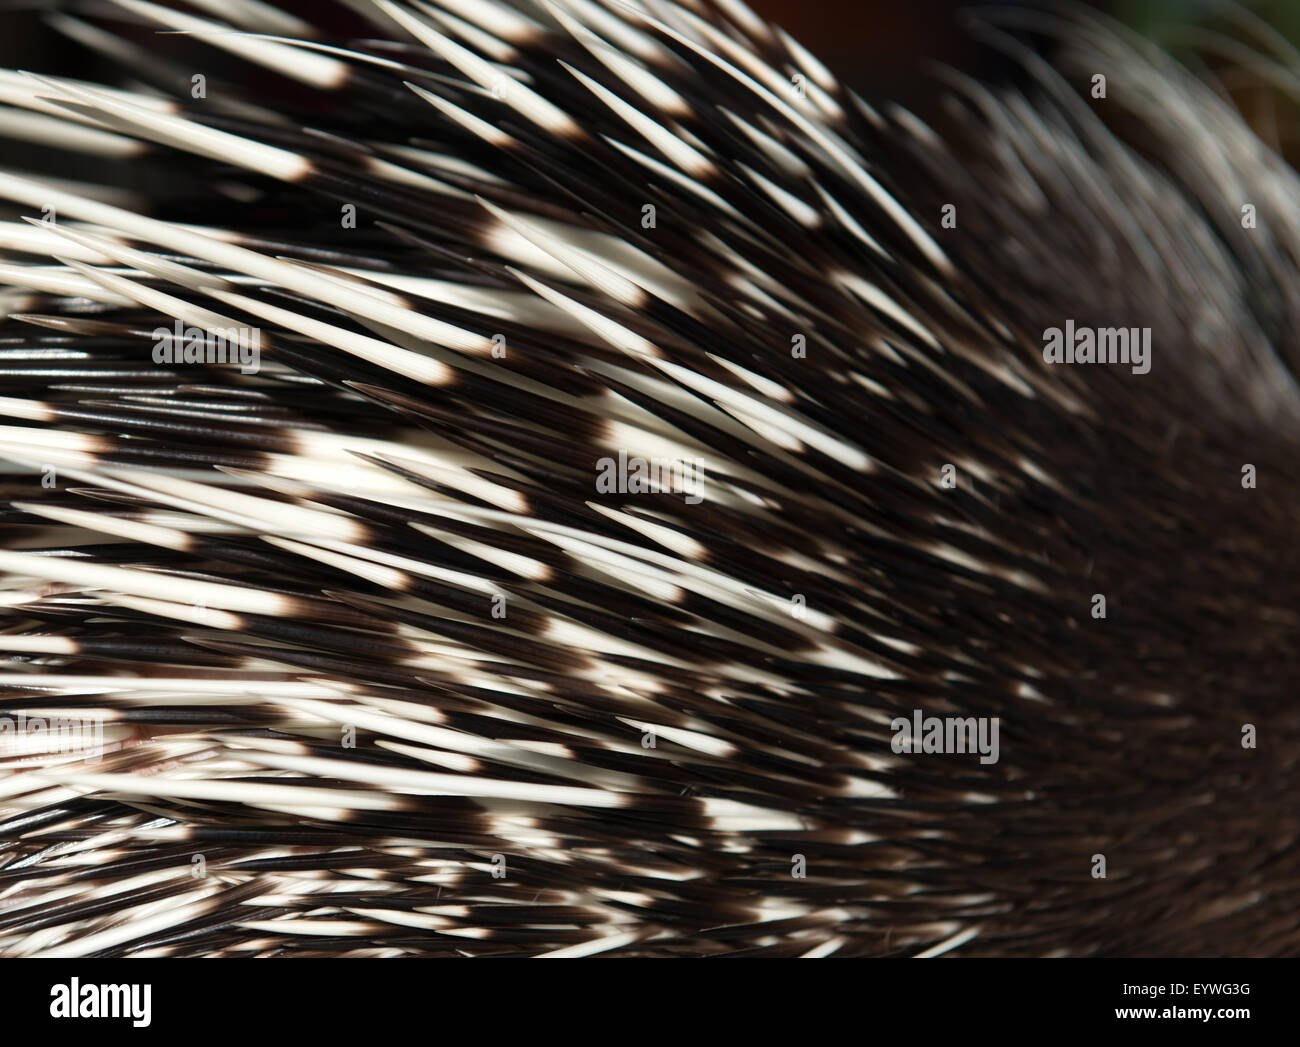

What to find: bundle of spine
left=0, top=0, right=1298, bottom=957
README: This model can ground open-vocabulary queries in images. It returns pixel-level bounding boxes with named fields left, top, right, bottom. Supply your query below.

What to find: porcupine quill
left=0, top=0, right=1297, bottom=958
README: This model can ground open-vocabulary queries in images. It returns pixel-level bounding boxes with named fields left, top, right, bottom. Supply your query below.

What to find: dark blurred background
left=749, top=0, right=1300, bottom=102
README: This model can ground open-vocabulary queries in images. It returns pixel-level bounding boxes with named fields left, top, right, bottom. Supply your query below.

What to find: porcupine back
left=0, top=0, right=1298, bottom=957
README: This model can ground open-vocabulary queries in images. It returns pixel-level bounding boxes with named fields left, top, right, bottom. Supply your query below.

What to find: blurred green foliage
left=1116, top=0, right=1300, bottom=41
